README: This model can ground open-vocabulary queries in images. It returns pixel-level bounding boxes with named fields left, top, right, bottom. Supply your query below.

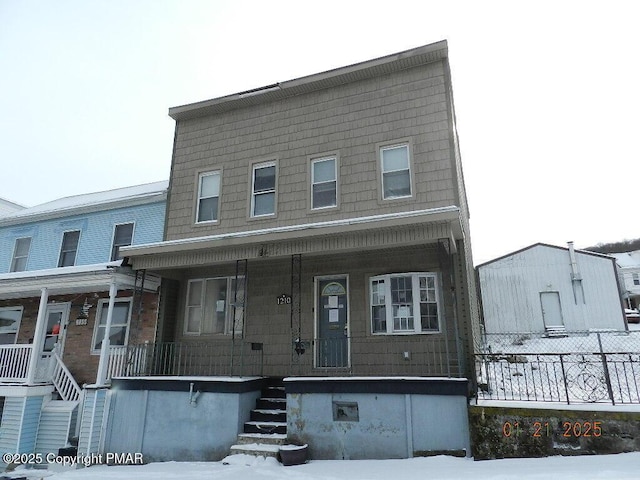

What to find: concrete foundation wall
left=104, top=379, right=262, bottom=461
left=286, top=378, right=470, bottom=460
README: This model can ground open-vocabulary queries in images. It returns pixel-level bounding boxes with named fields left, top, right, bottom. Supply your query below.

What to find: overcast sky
left=1, top=1, right=638, bottom=264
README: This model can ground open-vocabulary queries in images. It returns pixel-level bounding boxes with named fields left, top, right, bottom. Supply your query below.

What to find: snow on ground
left=10, top=453, right=640, bottom=480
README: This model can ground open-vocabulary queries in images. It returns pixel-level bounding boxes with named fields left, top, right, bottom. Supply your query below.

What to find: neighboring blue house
left=0, top=180, right=167, bottom=460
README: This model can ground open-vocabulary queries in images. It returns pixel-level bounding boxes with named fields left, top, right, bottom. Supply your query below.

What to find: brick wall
left=0, top=290, right=159, bottom=386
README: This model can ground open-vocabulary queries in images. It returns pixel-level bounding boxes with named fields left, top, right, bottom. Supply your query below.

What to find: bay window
left=370, top=272, right=441, bottom=334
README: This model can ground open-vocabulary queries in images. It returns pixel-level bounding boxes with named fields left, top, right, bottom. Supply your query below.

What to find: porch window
left=10, top=237, right=31, bottom=272
left=58, top=230, right=80, bottom=267
left=111, top=223, right=134, bottom=261
left=196, top=171, right=221, bottom=223
left=0, top=306, right=22, bottom=344
left=370, top=273, right=440, bottom=334
left=251, top=162, right=276, bottom=217
left=311, top=156, right=337, bottom=209
left=185, top=277, right=244, bottom=335
left=380, top=144, right=412, bottom=199
left=92, top=298, right=132, bottom=353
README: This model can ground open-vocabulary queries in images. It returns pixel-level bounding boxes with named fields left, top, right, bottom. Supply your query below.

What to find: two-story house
left=110, top=41, right=479, bottom=461
left=0, top=180, right=167, bottom=459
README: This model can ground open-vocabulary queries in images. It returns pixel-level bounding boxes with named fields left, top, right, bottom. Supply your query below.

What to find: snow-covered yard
left=8, top=453, right=640, bottom=480
left=478, top=330, right=640, bottom=404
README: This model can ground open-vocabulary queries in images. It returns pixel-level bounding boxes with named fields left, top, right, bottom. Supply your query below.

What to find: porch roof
left=121, top=206, right=462, bottom=271
left=0, top=262, right=161, bottom=300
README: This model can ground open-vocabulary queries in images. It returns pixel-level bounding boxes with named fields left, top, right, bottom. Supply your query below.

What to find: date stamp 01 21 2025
left=502, top=421, right=603, bottom=438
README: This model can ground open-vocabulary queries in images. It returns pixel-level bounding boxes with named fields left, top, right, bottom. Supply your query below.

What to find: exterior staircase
left=230, top=378, right=287, bottom=458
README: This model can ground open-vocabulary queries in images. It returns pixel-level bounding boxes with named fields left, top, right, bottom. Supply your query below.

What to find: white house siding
left=478, top=245, right=625, bottom=334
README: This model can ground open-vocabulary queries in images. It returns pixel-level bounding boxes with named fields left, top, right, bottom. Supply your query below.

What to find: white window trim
left=91, top=298, right=132, bottom=354
left=195, top=170, right=222, bottom=224
left=310, top=156, right=338, bottom=210
left=0, top=306, right=23, bottom=344
left=250, top=161, right=277, bottom=218
left=370, top=272, right=442, bottom=335
left=10, top=237, right=32, bottom=272
left=110, top=222, right=135, bottom=261
left=58, top=229, right=81, bottom=267
left=379, top=143, right=413, bottom=200
left=184, top=277, right=244, bottom=336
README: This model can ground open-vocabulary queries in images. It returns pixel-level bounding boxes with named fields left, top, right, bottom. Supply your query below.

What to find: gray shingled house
left=106, top=40, right=480, bottom=461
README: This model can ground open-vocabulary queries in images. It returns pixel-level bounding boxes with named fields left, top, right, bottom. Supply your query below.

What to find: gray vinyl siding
left=166, top=61, right=457, bottom=241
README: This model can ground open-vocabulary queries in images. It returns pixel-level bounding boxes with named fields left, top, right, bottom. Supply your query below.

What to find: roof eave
left=169, top=41, right=448, bottom=121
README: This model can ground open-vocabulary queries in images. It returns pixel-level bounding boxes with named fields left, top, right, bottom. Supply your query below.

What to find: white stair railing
left=51, top=347, right=81, bottom=402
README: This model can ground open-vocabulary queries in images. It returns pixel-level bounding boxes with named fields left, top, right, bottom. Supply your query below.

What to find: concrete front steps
left=230, top=379, right=287, bottom=458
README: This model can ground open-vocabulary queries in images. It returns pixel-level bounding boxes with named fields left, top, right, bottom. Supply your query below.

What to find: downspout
left=26, top=287, right=49, bottom=385
left=96, top=280, right=118, bottom=386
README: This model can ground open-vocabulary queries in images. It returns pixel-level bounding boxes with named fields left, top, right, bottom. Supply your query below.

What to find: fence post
left=559, top=354, right=570, bottom=405
left=597, top=333, right=616, bottom=405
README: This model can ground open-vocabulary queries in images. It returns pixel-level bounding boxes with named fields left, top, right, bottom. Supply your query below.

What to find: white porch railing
left=0, top=344, right=32, bottom=382
left=108, top=344, right=149, bottom=380
left=51, top=348, right=81, bottom=402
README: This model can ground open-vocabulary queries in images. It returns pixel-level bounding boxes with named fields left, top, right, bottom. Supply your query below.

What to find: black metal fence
left=476, top=331, right=640, bottom=404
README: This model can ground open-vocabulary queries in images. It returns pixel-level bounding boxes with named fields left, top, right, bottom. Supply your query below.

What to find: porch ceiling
left=0, top=264, right=160, bottom=300
left=123, top=206, right=463, bottom=271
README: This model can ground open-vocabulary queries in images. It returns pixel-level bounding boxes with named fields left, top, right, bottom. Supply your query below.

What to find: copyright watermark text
left=2, top=452, right=144, bottom=467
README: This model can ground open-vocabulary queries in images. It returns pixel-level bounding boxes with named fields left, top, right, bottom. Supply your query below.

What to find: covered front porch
left=116, top=207, right=476, bottom=382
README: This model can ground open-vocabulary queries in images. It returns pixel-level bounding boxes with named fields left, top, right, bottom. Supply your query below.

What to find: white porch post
left=26, top=287, right=49, bottom=384
left=96, top=280, right=117, bottom=386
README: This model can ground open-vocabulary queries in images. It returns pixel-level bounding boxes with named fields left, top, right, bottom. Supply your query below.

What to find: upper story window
left=251, top=162, right=276, bottom=217
left=196, top=171, right=221, bottom=223
left=380, top=144, right=412, bottom=199
left=92, top=298, right=132, bottom=354
left=633, top=273, right=640, bottom=286
left=58, top=230, right=80, bottom=267
left=185, top=277, right=244, bottom=335
left=0, top=306, right=22, bottom=344
left=370, top=272, right=440, bottom=335
left=311, top=156, right=337, bottom=209
left=111, top=223, right=134, bottom=261
left=10, top=237, right=31, bottom=272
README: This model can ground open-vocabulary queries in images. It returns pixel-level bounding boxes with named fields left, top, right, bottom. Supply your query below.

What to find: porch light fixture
left=75, top=298, right=93, bottom=325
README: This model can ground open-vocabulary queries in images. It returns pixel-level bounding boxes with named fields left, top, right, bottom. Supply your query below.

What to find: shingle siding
left=165, top=61, right=458, bottom=240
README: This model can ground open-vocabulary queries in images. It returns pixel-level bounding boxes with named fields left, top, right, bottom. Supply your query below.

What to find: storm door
left=316, top=277, right=349, bottom=368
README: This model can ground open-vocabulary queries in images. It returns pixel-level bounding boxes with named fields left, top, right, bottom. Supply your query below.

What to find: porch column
left=96, top=280, right=117, bottom=386
left=26, top=287, right=49, bottom=384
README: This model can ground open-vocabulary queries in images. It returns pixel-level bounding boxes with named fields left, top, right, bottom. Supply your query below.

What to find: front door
left=540, top=292, right=564, bottom=329
left=41, top=303, right=69, bottom=357
left=316, top=277, right=349, bottom=368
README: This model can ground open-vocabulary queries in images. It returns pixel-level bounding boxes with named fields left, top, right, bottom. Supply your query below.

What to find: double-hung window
left=185, top=277, right=245, bottom=335
left=370, top=272, right=440, bottom=334
left=311, top=156, right=337, bottom=209
left=196, top=171, right=221, bottom=223
left=10, top=237, right=31, bottom=272
left=58, top=230, right=80, bottom=267
left=0, top=306, right=23, bottom=344
left=92, top=298, right=131, bottom=353
left=111, top=223, right=134, bottom=261
left=380, top=144, right=412, bottom=199
left=251, top=162, right=276, bottom=217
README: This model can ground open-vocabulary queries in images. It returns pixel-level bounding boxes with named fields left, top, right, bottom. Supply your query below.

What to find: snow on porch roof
left=0, top=180, right=168, bottom=227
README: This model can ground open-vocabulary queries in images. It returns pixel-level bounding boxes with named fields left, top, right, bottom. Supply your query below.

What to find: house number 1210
left=277, top=294, right=292, bottom=305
